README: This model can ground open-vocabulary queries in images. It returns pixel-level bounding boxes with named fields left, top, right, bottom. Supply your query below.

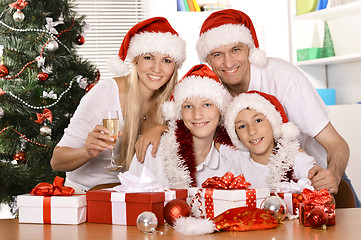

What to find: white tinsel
left=158, top=120, right=192, bottom=188
left=266, top=137, right=300, bottom=189
left=174, top=217, right=216, bottom=235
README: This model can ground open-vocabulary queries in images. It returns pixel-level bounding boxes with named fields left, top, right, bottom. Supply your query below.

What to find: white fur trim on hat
left=249, top=48, right=267, bottom=66
left=197, top=24, right=254, bottom=62
left=107, top=56, right=130, bottom=77
left=224, top=93, right=298, bottom=151
left=162, top=76, right=232, bottom=121
left=128, top=32, right=186, bottom=67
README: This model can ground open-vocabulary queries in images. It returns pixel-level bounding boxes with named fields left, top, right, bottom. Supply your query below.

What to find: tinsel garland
left=175, top=120, right=197, bottom=187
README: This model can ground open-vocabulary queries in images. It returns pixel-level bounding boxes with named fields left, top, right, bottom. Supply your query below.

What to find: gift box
left=86, top=189, right=187, bottom=226
left=17, top=194, right=87, bottom=224
left=272, top=193, right=304, bottom=215
left=187, top=188, right=270, bottom=219
left=297, top=48, right=324, bottom=61
left=299, top=188, right=336, bottom=226
left=299, top=203, right=336, bottom=226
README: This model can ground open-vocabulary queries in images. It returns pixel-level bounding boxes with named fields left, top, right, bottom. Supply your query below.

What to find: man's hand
left=308, top=165, right=338, bottom=194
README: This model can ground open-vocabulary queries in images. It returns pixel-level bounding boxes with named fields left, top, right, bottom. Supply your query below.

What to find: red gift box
left=86, top=189, right=187, bottom=226
left=272, top=193, right=304, bottom=215
left=299, top=188, right=335, bottom=226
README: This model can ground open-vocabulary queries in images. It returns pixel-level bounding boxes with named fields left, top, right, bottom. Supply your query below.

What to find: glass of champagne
left=102, top=110, right=121, bottom=171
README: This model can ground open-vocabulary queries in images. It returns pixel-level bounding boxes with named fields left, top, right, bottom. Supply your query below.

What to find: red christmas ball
left=307, top=208, right=328, bottom=229
left=85, top=83, right=95, bottom=92
left=14, top=151, right=26, bottom=164
left=75, top=35, right=85, bottom=45
left=163, top=199, right=191, bottom=226
left=0, top=63, right=9, bottom=78
left=37, top=72, right=49, bottom=81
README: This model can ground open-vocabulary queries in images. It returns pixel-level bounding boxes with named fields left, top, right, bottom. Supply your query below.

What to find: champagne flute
left=102, top=110, right=121, bottom=171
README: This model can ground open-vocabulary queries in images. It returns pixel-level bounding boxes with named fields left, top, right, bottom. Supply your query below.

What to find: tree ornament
left=0, top=63, right=9, bottom=78
left=94, top=69, right=101, bottom=83
left=13, top=151, right=26, bottom=164
left=75, top=35, right=85, bottom=45
left=322, top=21, right=335, bottom=58
left=85, top=83, right=95, bottom=92
left=260, top=195, right=288, bottom=222
left=13, top=9, right=25, bottom=22
left=307, top=208, right=328, bottom=229
left=40, top=125, right=52, bottom=137
left=37, top=72, right=49, bottom=81
left=164, top=199, right=191, bottom=226
left=46, top=40, right=59, bottom=52
left=136, top=211, right=158, bottom=233
left=0, top=106, right=4, bottom=118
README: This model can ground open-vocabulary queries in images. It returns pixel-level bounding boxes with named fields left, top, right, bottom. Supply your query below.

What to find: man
left=196, top=9, right=355, bottom=202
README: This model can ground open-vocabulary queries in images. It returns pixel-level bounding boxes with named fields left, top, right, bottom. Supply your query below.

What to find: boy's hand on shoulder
left=308, top=165, right=338, bottom=194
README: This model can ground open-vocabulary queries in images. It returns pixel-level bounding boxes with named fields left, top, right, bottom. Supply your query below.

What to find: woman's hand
left=85, top=125, right=116, bottom=159
left=135, top=125, right=167, bottom=163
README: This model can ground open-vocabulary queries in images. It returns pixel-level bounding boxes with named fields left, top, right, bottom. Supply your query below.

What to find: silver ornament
left=260, top=195, right=288, bottom=222
left=13, top=10, right=25, bottom=22
left=136, top=211, right=158, bottom=233
left=0, top=106, right=4, bottom=118
left=46, top=40, right=59, bottom=52
left=40, top=126, right=52, bottom=137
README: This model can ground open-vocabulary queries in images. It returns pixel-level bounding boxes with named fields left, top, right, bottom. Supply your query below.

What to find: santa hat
left=196, top=9, right=267, bottom=66
left=225, top=90, right=299, bottom=151
left=108, top=17, right=186, bottom=77
left=162, top=64, right=231, bottom=121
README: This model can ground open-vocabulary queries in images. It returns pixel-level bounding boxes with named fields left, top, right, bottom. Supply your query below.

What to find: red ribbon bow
left=31, top=176, right=74, bottom=196
left=9, top=0, right=28, bottom=10
left=35, top=108, right=53, bottom=124
left=301, top=188, right=332, bottom=205
left=202, top=172, right=251, bottom=189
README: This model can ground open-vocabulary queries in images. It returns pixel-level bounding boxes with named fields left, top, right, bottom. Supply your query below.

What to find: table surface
left=1, top=208, right=361, bottom=240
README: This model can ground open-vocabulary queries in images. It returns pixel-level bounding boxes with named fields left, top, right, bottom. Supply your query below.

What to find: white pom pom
left=249, top=48, right=267, bottom=67
left=161, top=101, right=177, bottom=121
left=106, top=56, right=129, bottom=77
left=281, top=122, right=300, bottom=141
left=174, top=217, right=216, bottom=235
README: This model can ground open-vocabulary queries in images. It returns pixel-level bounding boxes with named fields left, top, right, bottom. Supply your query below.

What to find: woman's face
left=181, top=97, right=220, bottom=141
left=137, top=52, right=176, bottom=92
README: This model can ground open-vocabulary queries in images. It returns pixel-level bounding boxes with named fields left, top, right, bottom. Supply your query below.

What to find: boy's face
left=181, top=97, right=220, bottom=140
left=235, top=108, right=274, bottom=158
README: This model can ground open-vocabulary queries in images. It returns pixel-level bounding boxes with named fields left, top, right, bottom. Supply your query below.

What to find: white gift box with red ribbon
left=187, top=188, right=270, bottom=219
left=17, top=194, right=87, bottom=224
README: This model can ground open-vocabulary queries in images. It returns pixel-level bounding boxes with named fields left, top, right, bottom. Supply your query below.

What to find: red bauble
left=0, top=63, right=9, bottom=78
left=163, top=199, right=191, bottom=226
left=85, top=83, right=95, bottom=92
left=13, top=151, right=26, bottom=164
left=75, top=35, right=85, bottom=45
left=307, top=208, right=328, bottom=228
left=37, top=72, right=49, bottom=81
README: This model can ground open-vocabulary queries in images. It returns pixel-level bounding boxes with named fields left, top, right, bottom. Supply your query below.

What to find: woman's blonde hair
left=117, top=57, right=178, bottom=169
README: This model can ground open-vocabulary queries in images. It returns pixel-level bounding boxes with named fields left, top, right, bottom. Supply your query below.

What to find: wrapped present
left=299, top=188, right=336, bottom=226
left=86, top=189, right=187, bottom=226
left=188, top=172, right=270, bottom=219
left=274, top=179, right=314, bottom=215
left=17, top=176, right=86, bottom=225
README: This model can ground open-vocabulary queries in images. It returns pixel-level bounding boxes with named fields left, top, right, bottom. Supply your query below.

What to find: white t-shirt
left=249, top=58, right=329, bottom=168
left=57, top=78, right=124, bottom=191
left=128, top=142, right=238, bottom=188
left=219, top=145, right=316, bottom=188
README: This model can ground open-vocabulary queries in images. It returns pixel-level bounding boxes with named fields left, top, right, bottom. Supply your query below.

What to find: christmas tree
left=0, top=0, right=99, bottom=204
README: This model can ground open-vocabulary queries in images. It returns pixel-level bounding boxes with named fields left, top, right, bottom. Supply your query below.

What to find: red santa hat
left=161, top=64, right=232, bottom=121
left=225, top=90, right=299, bottom=151
left=108, top=17, right=186, bottom=77
left=196, top=9, right=267, bottom=66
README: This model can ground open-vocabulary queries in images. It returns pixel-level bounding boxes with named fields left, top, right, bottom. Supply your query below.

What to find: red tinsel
left=175, top=120, right=198, bottom=187
left=214, top=125, right=233, bottom=146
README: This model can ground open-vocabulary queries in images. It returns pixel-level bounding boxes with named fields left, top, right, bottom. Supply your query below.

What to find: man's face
left=206, top=43, right=251, bottom=95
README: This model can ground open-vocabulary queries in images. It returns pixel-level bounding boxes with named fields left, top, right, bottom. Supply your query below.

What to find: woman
left=50, top=17, right=186, bottom=193
left=128, top=64, right=235, bottom=188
